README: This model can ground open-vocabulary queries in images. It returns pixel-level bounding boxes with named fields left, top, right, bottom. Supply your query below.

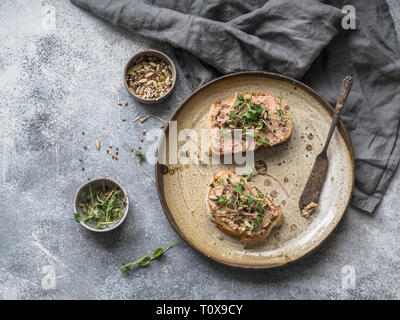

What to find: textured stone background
left=0, top=0, right=399, bottom=299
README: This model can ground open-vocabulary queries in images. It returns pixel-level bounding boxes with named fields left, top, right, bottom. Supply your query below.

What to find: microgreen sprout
left=120, top=239, right=180, bottom=274
left=135, top=150, right=155, bottom=182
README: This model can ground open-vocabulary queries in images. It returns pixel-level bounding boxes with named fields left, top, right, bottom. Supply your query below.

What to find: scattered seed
left=83, top=145, right=87, bottom=150
left=133, top=114, right=167, bottom=124
left=122, top=118, right=126, bottom=122
left=270, top=190, right=278, bottom=198
left=95, top=140, right=100, bottom=150
left=82, top=131, right=85, bottom=135
left=112, top=155, right=115, bottom=159
left=78, top=158, right=83, bottom=162
left=161, top=165, right=169, bottom=174
left=125, top=102, right=128, bottom=106
left=106, top=149, right=110, bottom=154
left=255, top=160, right=267, bottom=175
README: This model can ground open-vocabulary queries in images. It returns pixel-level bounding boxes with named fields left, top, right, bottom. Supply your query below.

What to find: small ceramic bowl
left=123, top=49, right=177, bottom=104
left=74, top=178, right=129, bottom=232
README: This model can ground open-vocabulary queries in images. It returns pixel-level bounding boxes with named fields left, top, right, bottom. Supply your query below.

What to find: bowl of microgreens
left=74, top=178, right=129, bottom=232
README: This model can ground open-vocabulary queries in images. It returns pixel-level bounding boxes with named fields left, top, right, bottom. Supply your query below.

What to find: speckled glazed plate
left=156, top=72, right=354, bottom=269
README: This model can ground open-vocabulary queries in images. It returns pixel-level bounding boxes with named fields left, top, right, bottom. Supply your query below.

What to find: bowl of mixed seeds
left=124, top=50, right=176, bottom=104
left=74, top=178, right=129, bottom=232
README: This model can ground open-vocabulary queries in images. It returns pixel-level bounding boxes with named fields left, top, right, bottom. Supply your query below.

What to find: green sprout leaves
left=120, top=239, right=180, bottom=274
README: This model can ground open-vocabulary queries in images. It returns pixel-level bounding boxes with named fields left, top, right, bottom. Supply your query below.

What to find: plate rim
left=155, top=71, right=355, bottom=269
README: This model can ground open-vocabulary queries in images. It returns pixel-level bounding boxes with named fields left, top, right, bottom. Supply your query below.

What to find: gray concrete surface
left=0, top=0, right=399, bottom=300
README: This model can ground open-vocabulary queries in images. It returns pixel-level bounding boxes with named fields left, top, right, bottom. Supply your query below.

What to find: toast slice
left=206, top=171, right=283, bottom=247
left=208, top=92, right=293, bottom=155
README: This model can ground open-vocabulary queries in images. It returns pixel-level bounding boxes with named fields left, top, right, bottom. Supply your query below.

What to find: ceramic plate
left=156, top=72, right=354, bottom=269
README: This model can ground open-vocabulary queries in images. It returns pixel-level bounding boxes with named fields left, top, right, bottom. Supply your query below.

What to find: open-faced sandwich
left=206, top=170, right=283, bottom=247
left=208, top=91, right=293, bottom=155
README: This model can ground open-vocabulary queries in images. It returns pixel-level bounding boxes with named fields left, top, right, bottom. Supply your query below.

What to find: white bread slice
left=208, top=93, right=293, bottom=156
left=206, top=170, right=283, bottom=247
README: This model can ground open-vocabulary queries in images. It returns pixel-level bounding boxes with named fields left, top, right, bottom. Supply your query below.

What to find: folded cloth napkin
left=71, top=0, right=400, bottom=213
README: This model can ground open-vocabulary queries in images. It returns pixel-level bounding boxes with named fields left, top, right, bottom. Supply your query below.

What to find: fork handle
left=322, top=76, right=353, bottom=153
